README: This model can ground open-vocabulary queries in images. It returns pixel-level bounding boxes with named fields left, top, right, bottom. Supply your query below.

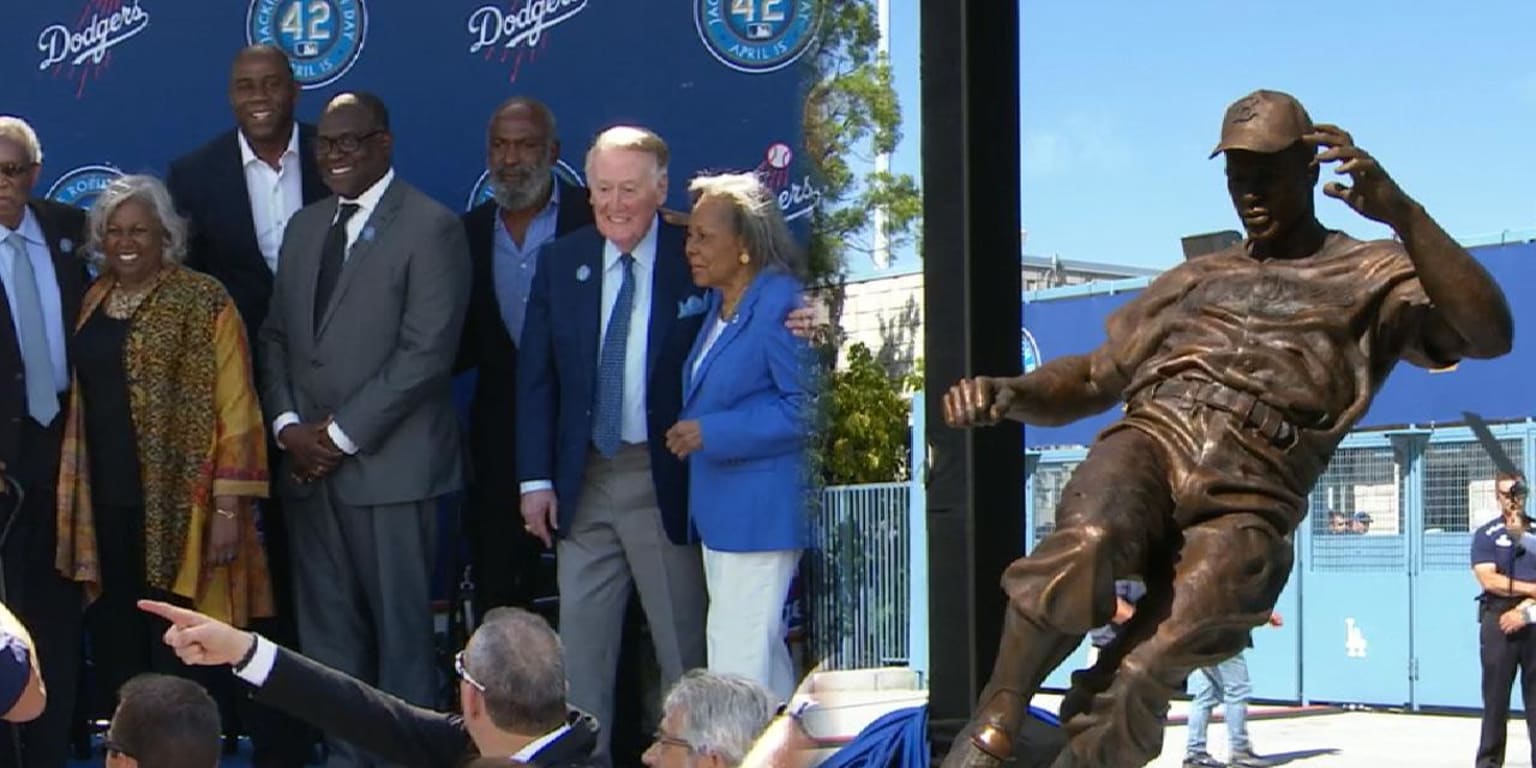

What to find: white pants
left=701, top=546, right=801, bottom=702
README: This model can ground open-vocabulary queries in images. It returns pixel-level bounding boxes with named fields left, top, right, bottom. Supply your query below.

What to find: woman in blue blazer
left=664, top=172, right=815, bottom=702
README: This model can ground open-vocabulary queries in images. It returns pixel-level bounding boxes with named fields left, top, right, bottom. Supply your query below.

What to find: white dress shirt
left=519, top=214, right=659, bottom=496
left=238, top=125, right=304, bottom=273
left=271, top=168, right=397, bottom=455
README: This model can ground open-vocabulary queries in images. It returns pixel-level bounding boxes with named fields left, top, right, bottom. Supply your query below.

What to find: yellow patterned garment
left=56, top=265, right=273, bottom=626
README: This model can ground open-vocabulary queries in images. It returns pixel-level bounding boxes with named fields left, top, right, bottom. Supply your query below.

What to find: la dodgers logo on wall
left=36, top=0, right=153, bottom=97
left=465, top=160, right=584, bottom=212
left=752, top=142, right=819, bottom=222
left=1021, top=327, right=1041, bottom=373
left=694, top=0, right=819, bottom=74
left=45, top=164, right=122, bottom=209
left=247, top=0, right=368, bottom=89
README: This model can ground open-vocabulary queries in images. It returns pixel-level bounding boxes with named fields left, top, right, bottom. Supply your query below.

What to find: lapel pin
left=59, top=238, right=74, bottom=253
left=361, top=226, right=375, bottom=242
left=576, top=265, right=591, bottom=282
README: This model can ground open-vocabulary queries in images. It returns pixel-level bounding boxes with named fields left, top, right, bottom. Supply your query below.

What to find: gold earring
left=738, top=251, right=751, bottom=265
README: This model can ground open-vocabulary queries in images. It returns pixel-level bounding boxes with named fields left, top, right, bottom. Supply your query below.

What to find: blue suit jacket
left=679, top=270, right=813, bottom=552
left=516, top=221, right=707, bottom=545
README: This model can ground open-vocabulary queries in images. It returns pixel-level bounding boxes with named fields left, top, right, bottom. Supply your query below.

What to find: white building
left=823, top=254, right=1163, bottom=374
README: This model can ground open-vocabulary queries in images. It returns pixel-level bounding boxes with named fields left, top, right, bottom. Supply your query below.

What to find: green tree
left=802, top=0, right=923, bottom=327
left=818, top=342, right=918, bottom=485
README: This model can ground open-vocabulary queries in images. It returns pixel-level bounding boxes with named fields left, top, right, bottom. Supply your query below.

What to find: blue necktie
left=6, top=233, right=58, bottom=425
left=593, top=253, right=635, bottom=457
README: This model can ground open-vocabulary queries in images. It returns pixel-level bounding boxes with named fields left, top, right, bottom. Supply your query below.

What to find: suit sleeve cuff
left=520, top=480, right=554, bottom=494
left=233, top=635, right=278, bottom=687
left=272, top=413, right=300, bottom=447
left=327, top=422, right=360, bottom=455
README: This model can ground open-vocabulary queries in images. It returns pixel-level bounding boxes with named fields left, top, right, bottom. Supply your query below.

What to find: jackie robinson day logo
left=466, top=160, right=584, bottom=212
left=248, top=0, right=367, bottom=89
left=753, top=142, right=819, bottom=222
left=46, top=164, right=123, bottom=210
left=466, top=0, right=589, bottom=82
left=694, top=0, right=819, bottom=74
left=37, top=0, right=152, bottom=96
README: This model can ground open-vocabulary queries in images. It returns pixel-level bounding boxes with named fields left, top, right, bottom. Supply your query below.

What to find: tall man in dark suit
left=165, top=45, right=326, bottom=767
left=0, top=116, right=86, bottom=768
left=456, top=97, right=591, bottom=624
left=517, top=126, right=711, bottom=764
left=259, top=92, right=471, bottom=768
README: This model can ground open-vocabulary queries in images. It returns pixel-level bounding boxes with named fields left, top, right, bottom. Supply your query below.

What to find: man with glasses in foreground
left=137, top=599, right=601, bottom=768
left=1472, top=471, right=1536, bottom=767
left=642, top=669, right=777, bottom=768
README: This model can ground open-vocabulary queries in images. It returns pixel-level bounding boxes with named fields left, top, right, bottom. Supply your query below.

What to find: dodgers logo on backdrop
left=1021, top=328, right=1040, bottom=373
left=247, top=0, right=368, bottom=89
left=694, top=0, right=819, bottom=74
left=36, top=0, right=152, bottom=97
left=45, top=164, right=123, bottom=209
left=466, top=0, right=590, bottom=83
left=752, top=142, right=819, bottom=222
left=465, top=160, right=584, bottom=212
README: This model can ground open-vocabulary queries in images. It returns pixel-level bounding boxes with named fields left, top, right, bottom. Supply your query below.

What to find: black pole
left=920, top=0, right=1024, bottom=754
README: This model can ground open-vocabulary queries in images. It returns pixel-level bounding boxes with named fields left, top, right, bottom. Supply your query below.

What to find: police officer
left=1471, top=471, right=1536, bottom=768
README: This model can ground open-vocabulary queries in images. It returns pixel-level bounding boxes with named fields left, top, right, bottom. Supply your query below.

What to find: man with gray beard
left=456, top=97, right=593, bottom=625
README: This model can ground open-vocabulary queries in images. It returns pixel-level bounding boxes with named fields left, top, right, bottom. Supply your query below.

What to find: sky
left=856, top=0, right=1536, bottom=278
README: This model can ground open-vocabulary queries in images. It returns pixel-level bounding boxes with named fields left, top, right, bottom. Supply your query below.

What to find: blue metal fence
left=809, top=401, right=1534, bottom=711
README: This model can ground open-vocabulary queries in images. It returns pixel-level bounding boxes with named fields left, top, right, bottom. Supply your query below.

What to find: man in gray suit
left=259, top=91, right=471, bottom=768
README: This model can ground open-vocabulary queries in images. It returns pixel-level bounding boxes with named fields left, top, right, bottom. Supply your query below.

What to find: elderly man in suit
left=141, top=599, right=602, bottom=768
left=517, top=126, right=711, bottom=764
left=259, top=91, right=471, bottom=767
left=456, top=97, right=591, bottom=624
left=165, top=44, right=326, bottom=767
left=0, top=115, right=86, bottom=768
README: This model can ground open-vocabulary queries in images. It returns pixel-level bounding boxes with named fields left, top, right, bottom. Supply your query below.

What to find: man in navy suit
left=0, top=116, right=87, bottom=768
left=516, top=126, right=711, bottom=764
left=456, top=97, right=591, bottom=625
left=165, top=44, right=326, bottom=768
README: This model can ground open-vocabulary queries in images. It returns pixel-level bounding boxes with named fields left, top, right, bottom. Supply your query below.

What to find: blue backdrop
left=2, top=0, right=820, bottom=222
left=1023, top=242, right=1536, bottom=448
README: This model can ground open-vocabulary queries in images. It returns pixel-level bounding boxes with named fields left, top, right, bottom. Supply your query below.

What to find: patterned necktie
left=592, top=253, right=636, bottom=457
left=5, top=232, right=58, bottom=425
left=314, top=202, right=361, bottom=330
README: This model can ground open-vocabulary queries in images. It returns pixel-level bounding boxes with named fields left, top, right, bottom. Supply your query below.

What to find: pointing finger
left=139, top=599, right=204, bottom=628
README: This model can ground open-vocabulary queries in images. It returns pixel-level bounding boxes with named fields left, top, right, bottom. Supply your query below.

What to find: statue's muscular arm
left=944, top=277, right=1179, bottom=429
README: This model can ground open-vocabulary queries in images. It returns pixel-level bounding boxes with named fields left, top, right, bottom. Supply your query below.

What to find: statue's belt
left=1139, top=379, right=1305, bottom=449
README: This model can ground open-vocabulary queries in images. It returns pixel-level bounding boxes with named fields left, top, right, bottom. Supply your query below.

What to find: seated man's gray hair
left=664, top=669, right=778, bottom=766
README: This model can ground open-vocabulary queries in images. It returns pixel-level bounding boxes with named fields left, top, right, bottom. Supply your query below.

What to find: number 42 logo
left=694, top=0, right=820, bottom=74
left=247, top=0, right=369, bottom=89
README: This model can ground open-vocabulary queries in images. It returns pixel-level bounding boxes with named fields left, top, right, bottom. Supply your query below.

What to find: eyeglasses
left=1502, top=481, right=1529, bottom=499
left=650, top=730, right=695, bottom=752
left=0, top=162, right=36, bottom=181
left=104, top=737, right=135, bottom=759
left=315, top=130, right=383, bottom=155
left=454, top=649, right=486, bottom=692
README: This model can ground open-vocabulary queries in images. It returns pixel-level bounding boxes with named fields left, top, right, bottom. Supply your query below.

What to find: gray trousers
left=288, top=484, right=438, bottom=768
left=559, top=445, right=708, bottom=764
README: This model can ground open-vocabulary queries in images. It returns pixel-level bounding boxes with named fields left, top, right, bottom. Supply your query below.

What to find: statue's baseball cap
left=1209, top=89, right=1314, bottom=158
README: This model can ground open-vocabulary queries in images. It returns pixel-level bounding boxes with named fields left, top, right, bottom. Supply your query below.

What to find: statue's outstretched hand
left=1308, top=123, right=1414, bottom=226
left=943, top=376, right=1014, bottom=427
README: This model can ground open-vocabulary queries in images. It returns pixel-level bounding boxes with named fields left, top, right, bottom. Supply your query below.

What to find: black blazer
left=255, top=646, right=602, bottom=768
left=0, top=199, right=87, bottom=468
left=455, top=179, right=592, bottom=500
left=166, top=124, right=327, bottom=355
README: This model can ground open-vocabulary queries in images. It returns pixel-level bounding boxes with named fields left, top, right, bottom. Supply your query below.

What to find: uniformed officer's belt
left=1142, top=379, right=1299, bottom=448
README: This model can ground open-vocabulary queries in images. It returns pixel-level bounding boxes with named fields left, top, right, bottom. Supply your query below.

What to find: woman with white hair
left=54, top=174, right=272, bottom=697
left=665, top=172, right=815, bottom=702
